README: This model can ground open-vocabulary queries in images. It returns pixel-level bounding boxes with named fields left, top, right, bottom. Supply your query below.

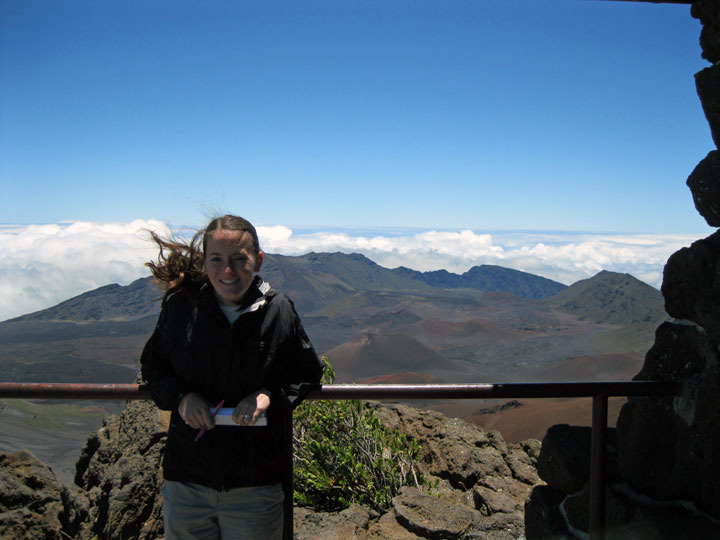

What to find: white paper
left=213, top=407, right=267, bottom=426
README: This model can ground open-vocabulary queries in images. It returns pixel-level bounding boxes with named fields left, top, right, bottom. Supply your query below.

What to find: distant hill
left=324, top=333, right=461, bottom=382
left=9, top=277, right=161, bottom=323
left=546, top=270, right=666, bottom=325
left=542, top=270, right=668, bottom=354
left=391, top=264, right=566, bottom=299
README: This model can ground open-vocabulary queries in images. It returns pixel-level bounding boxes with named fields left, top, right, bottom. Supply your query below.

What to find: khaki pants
left=162, top=480, right=284, bottom=540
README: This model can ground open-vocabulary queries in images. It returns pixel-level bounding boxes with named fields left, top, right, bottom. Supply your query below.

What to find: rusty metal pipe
left=0, top=382, right=149, bottom=400
left=305, top=381, right=679, bottom=400
left=0, top=381, right=679, bottom=401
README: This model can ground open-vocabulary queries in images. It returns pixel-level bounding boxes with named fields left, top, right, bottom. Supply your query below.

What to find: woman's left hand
left=232, top=389, right=271, bottom=426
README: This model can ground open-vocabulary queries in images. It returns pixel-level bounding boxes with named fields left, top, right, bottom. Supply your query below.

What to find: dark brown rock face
left=535, top=425, right=593, bottom=495
left=369, top=403, right=539, bottom=491
left=687, top=150, right=720, bottom=226
left=692, top=0, right=720, bottom=65
left=691, top=63, right=720, bottom=227
left=365, top=403, right=539, bottom=539
left=74, top=399, right=167, bottom=540
left=616, top=324, right=720, bottom=516
left=527, top=339, right=720, bottom=538
left=661, top=231, right=720, bottom=339
left=523, top=485, right=568, bottom=540
left=294, top=504, right=377, bottom=540
left=0, top=449, right=91, bottom=540
left=696, top=65, right=720, bottom=150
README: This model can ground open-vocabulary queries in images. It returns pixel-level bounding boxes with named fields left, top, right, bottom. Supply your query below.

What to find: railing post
left=282, top=405, right=294, bottom=540
left=589, top=394, right=608, bottom=540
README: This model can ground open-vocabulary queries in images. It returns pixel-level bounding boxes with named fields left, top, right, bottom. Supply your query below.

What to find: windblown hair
left=146, top=215, right=261, bottom=304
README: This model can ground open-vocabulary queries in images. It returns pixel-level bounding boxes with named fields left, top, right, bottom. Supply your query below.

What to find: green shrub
left=293, top=358, right=428, bottom=512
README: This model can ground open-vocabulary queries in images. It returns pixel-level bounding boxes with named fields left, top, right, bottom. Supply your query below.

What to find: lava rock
left=692, top=0, right=720, bottom=65
left=523, top=485, right=570, bottom=540
left=616, top=322, right=720, bottom=519
left=0, top=449, right=91, bottom=540
left=74, top=399, right=167, bottom=540
left=661, top=230, right=720, bottom=342
left=687, top=150, right=720, bottom=226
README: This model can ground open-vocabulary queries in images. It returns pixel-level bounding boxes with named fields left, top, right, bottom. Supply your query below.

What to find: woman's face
left=204, top=229, right=264, bottom=306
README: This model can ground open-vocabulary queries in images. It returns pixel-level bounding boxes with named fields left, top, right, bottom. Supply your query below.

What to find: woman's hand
left=178, top=392, right=215, bottom=430
left=232, top=389, right=271, bottom=426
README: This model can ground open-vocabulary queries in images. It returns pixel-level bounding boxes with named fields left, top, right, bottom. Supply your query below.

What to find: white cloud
left=0, top=220, right=707, bottom=322
left=0, top=220, right=170, bottom=322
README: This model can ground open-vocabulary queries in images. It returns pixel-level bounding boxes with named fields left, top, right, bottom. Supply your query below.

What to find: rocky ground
left=4, top=390, right=719, bottom=539
left=0, top=398, right=542, bottom=540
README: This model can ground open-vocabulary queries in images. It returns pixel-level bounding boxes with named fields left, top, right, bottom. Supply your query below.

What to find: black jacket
left=140, top=277, right=323, bottom=490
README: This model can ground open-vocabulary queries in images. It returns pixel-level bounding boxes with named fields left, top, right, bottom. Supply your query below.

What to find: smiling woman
left=141, top=214, right=323, bottom=540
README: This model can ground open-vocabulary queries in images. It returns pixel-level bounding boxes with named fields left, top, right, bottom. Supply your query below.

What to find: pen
left=194, top=399, right=225, bottom=442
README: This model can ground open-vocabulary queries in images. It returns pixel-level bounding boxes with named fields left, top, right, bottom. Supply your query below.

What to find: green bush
left=293, top=358, right=428, bottom=512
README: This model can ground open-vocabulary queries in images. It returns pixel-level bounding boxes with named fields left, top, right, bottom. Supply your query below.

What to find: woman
left=141, top=215, right=323, bottom=540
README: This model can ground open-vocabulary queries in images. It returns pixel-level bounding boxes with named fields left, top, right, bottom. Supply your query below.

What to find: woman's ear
left=254, top=251, right=264, bottom=272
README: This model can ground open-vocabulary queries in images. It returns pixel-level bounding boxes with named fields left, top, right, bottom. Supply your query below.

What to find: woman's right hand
left=178, top=392, right=215, bottom=430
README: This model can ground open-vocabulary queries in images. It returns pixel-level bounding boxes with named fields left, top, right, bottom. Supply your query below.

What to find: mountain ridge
left=5, top=252, right=569, bottom=323
left=391, top=263, right=566, bottom=299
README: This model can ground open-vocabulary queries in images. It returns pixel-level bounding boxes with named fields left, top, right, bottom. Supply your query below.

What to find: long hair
left=146, top=215, right=261, bottom=304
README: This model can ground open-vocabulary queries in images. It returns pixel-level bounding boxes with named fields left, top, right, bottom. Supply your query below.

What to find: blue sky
left=0, top=0, right=716, bottom=320
left=1, top=0, right=713, bottom=231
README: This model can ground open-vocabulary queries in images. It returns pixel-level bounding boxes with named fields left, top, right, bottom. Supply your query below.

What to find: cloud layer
left=0, top=220, right=170, bottom=322
left=0, top=220, right=705, bottom=322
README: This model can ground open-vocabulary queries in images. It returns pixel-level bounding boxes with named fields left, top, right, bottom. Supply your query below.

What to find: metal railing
left=0, top=380, right=679, bottom=540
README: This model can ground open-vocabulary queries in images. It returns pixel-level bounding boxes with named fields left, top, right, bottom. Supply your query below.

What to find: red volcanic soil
left=325, top=333, right=456, bottom=381
left=361, top=372, right=445, bottom=384
left=79, top=405, right=106, bottom=414
left=426, top=352, right=644, bottom=442
left=429, top=396, right=628, bottom=443
left=414, top=317, right=517, bottom=343
left=531, top=352, right=645, bottom=382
